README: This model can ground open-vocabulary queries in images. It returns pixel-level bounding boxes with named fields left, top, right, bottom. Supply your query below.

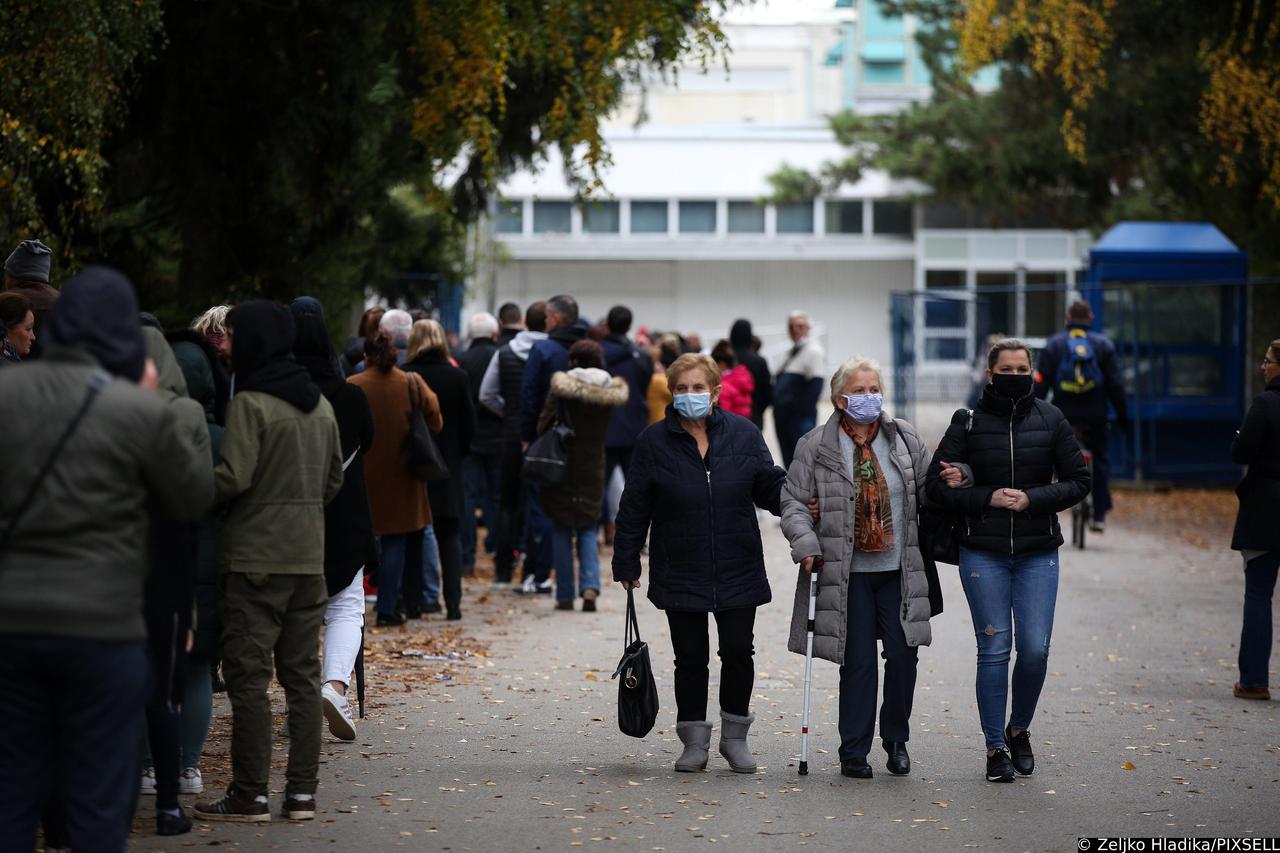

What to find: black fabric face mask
left=991, top=372, right=1034, bottom=400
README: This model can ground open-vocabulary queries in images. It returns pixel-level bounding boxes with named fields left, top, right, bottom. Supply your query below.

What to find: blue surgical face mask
left=842, top=392, right=883, bottom=424
left=673, top=392, right=713, bottom=420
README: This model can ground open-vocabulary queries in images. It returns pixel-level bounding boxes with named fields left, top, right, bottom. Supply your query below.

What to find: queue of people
left=0, top=233, right=1275, bottom=848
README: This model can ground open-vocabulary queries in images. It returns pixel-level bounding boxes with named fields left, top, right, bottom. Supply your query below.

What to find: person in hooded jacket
left=290, top=297, right=378, bottom=738
left=613, top=353, right=785, bottom=774
left=168, top=328, right=226, bottom=798
left=137, top=324, right=212, bottom=836
left=0, top=267, right=213, bottom=853
left=539, top=339, right=629, bottom=611
left=600, top=306, right=654, bottom=536
left=729, top=319, right=771, bottom=430
left=925, top=338, right=1090, bottom=784
left=193, top=301, right=344, bottom=824
left=405, top=319, right=475, bottom=619
left=457, top=312, right=503, bottom=574
left=479, top=301, right=550, bottom=590
left=1229, top=337, right=1280, bottom=701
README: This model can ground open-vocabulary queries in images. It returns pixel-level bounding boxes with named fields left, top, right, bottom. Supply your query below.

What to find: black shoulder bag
left=0, top=369, right=111, bottom=553
left=611, top=588, right=659, bottom=738
left=918, top=408, right=974, bottom=576
left=521, top=396, right=574, bottom=486
left=404, top=374, right=450, bottom=482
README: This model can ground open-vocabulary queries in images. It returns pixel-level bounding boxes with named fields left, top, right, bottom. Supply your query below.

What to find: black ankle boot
left=840, top=757, right=873, bottom=779
left=156, top=806, right=193, bottom=836
left=883, top=741, right=910, bottom=776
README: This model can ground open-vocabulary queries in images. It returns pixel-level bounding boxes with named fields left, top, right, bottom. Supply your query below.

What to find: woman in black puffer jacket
left=925, top=338, right=1089, bottom=784
left=613, top=353, right=785, bottom=774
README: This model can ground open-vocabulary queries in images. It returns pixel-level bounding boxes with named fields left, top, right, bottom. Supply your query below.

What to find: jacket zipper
left=1008, top=410, right=1016, bottom=555
left=704, top=452, right=717, bottom=611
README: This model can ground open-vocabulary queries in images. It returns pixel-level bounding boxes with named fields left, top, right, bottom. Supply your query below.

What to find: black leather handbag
left=611, top=589, right=659, bottom=738
left=521, top=398, right=573, bottom=486
left=404, top=375, right=449, bottom=482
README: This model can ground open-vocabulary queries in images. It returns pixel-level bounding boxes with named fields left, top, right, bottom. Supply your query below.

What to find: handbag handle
left=624, top=587, right=642, bottom=647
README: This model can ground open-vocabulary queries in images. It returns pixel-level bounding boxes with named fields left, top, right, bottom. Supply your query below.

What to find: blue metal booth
left=1083, top=222, right=1249, bottom=482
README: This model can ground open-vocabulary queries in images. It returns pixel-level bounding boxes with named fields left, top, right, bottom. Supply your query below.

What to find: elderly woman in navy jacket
left=613, top=353, right=785, bottom=775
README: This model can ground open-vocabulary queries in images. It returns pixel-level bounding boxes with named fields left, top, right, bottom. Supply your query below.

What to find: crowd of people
left=0, top=235, right=1275, bottom=851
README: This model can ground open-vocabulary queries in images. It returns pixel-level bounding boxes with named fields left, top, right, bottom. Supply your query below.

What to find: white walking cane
left=799, top=558, right=822, bottom=776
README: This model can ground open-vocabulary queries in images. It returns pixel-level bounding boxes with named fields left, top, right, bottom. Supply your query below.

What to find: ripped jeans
left=958, top=546, right=1059, bottom=750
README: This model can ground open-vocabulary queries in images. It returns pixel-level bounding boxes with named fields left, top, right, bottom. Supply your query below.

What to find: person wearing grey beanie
left=5, top=239, right=59, bottom=359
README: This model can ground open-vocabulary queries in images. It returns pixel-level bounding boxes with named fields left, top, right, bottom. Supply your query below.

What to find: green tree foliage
left=775, top=0, right=1280, bottom=271
left=0, top=1, right=164, bottom=268
left=4, top=0, right=736, bottom=326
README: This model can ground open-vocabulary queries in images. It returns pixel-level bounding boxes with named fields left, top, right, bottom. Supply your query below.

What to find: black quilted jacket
left=612, top=407, right=785, bottom=612
left=925, top=385, right=1090, bottom=555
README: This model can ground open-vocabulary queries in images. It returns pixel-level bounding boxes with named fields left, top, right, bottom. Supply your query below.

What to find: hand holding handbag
left=404, top=374, right=450, bottom=482
left=611, top=588, right=659, bottom=738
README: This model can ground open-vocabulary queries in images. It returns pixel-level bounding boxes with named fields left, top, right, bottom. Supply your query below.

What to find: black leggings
left=666, top=608, right=756, bottom=722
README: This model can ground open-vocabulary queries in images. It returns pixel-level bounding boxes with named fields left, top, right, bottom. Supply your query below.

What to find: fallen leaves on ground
left=1109, top=489, right=1236, bottom=549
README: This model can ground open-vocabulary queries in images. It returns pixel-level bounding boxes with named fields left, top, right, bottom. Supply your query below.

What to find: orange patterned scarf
left=840, top=417, right=894, bottom=552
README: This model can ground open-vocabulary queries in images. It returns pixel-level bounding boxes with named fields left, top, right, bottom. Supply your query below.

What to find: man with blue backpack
left=1035, top=300, right=1129, bottom=531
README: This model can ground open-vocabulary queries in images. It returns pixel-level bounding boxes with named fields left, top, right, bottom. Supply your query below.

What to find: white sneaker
left=516, top=575, right=538, bottom=595
left=140, top=766, right=156, bottom=796
left=322, top=683, right=357, bottom=741
left=180, top=767, right=204, bottom=794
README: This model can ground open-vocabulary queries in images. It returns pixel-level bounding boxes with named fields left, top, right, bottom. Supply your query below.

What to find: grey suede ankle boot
left=718, top=711, right=757, bottom=773
left=674, top=721, right=712, bottom=772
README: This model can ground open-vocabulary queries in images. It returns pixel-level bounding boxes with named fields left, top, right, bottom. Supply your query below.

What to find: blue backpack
left=1055, top=328, right=1104, bottom=395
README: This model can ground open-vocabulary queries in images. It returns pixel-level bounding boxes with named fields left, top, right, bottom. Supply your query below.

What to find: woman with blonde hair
left=405, top=319, right=475, bottom=620
left=781, top=356, right=954, bottom=780
left=613, top=353, right=785, bottom=774
left=192, top=305, right=232, bottom=365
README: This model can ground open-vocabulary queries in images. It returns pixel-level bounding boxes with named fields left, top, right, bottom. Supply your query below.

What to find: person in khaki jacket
left=194, top=301, right=343, bottom=824
left=781, top=356, right=963, bottom=781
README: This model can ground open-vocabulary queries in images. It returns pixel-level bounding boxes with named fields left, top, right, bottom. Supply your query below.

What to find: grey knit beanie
left=4, top=239, right=53, bottom=282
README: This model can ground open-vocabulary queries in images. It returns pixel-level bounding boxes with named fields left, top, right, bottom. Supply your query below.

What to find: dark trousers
left=461, top=449, right=503, bottom=568
left=1239, top=551, right=1280, bottom=689
left=0, top=636, right=148, bottom=853
left=524, top=484, right=554, bottom=584
left=494, top=441, right=528, bottom=583
left=433, top=515, right=464, bottom=613
left=666, top=608, right=756, bottom=722
left=775, top=410, right=817, bottom=470
left=219, top=573, right=327, bottom=799
left=1076, top=420, right=1112, bottom=519
left=838, top=571, right=919, bottom=759
left=395, top=528, right=428, bottom=614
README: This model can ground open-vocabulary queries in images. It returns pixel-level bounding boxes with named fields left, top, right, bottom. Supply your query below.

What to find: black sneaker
left=1005, top=725, right=1034, bottom=775
left=282, top=794, right=316, bottom=821
left=375, top=611, right=405, bottom=627
left=193, top=790, right=271, bottom=822
left=423, top=602, right=443, bottom=615
left=156, top=806, right=193, bottom=836
left=985, top=748, right=1015, bottom=783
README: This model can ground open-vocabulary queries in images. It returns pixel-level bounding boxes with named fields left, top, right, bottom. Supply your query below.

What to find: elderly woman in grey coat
left=781, top=356, right=962, bottom=779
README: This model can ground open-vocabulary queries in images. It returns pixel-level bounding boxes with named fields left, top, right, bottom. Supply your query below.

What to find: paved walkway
left=130, top=512, right=1279, bottom=851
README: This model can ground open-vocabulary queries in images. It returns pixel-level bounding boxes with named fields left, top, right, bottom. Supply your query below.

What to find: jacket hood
left=509, top=329, right=547, bottom=360
left=229, top=300, right=321, bottom=412
left=602, top=335, right=637, bottom=366
left=142, top=326, right=188, bottom=398
left=289, top=300, right=341, bottom=383
left=550, top=370, right=629, bottom=406
left=45, top=266, right=146, bottom=381
left=729, top=319, right=754, bottom=349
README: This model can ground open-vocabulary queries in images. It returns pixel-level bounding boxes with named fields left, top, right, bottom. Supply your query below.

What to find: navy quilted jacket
left=612, top=407, right=785, bottom=612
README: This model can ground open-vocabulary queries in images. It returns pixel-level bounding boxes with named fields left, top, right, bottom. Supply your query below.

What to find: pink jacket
left=719, top=364, right=755, bottom=418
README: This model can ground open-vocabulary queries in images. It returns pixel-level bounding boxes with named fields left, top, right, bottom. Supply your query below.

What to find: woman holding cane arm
left=782, top=356, right=951, bottom=779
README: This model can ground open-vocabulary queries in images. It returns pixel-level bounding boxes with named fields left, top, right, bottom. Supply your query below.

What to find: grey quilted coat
left=782, top=411, right=934, bottom=664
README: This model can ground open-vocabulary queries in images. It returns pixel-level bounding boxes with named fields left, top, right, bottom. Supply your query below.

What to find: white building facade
left=469, top=1, right=1085, bottom=396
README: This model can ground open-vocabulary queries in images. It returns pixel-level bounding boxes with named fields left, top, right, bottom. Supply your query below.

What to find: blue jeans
left=552, top=524, right=600, bottom=603
left=462, top=451, right=502, bottom=568
left=0, top=636, right=148, bottom=853
left=958, top=546, right=1059, bottom=750
left=422, top=524, right=441, bottom=606
left=1239, top=551, right=1280, bottom=689
left=377, top=530, right=424, bottom=616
